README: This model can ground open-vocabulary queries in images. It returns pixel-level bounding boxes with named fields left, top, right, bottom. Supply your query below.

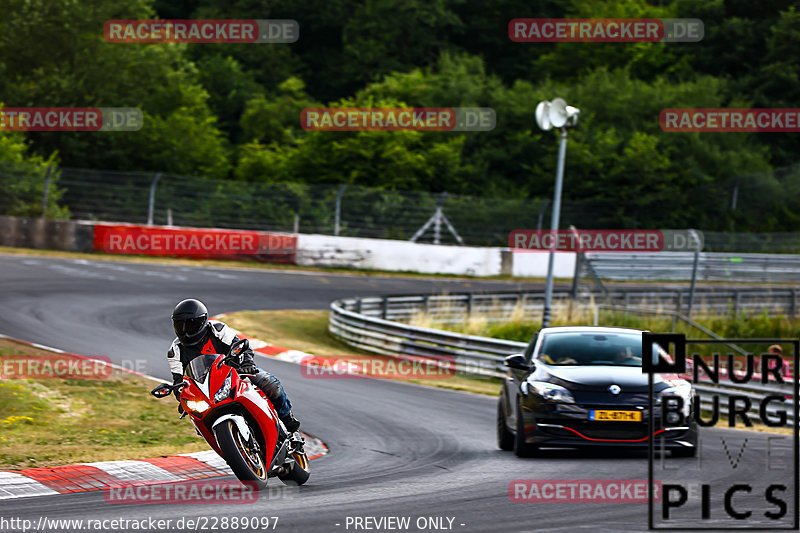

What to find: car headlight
left=214, top=373, right=232, bottom=403
left=185, top=400, right=210, bottom=413
left=657, top=382, right=692, bottom=415
left=658, top=381, right=693, bottom=400
left=527, top=380, right=575, bottom=403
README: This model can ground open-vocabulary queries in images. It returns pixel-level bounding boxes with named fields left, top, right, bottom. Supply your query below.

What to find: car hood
left=542, top=365, right=664, bottom=388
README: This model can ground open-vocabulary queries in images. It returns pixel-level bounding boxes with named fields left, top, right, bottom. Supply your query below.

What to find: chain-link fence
left=2, top=160, right=800, bottom=249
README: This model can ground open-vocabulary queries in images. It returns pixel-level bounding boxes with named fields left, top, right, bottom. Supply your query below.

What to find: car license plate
left=590, top=410, right=641, bottom=422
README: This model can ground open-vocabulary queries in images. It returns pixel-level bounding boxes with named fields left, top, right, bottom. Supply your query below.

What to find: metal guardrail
left=347, top=287, right=800, bottom=325
left=583, top=252, right=800, bottom=283
left=329, top=290, right=798, bottom=423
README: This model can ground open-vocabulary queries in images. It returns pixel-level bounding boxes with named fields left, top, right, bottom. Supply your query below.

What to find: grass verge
left=0, top=339, right=209, bottom=469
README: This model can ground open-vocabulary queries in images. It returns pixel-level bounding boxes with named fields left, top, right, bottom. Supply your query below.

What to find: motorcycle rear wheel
left=278, top=451, right=310, bottom=486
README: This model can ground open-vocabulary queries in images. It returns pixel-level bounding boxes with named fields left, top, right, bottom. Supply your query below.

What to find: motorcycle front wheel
left=213, top=419, right=269, bottom=489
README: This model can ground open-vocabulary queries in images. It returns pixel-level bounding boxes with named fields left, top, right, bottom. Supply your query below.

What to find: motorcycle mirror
left=228, top=338, right=249, bottom=357
left=150, top=383, right=173, bottom=398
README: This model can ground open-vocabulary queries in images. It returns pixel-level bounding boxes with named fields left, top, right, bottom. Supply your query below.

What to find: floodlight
left=535, top=97, right=581, bottom=328
left=548, top=98, right=580, bottom=128
left=535, top=101, right=552, bottom=131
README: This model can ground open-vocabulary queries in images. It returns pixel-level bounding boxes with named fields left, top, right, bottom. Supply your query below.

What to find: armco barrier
left=345, top=288, right=800, bottom=326
left=584, top=251, right=800, bottom=283
left=329, top=291, right=797, bottom=422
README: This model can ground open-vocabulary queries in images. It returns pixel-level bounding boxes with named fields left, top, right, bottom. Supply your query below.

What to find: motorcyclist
left=166, top=298, right=301, bottom=433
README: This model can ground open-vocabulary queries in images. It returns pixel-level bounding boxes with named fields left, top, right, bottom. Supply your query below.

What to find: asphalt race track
left=0, top=254, right=794, bottom=533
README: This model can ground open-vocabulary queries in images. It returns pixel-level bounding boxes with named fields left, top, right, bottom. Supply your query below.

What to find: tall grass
left=409, top=299, right=800, bottom=343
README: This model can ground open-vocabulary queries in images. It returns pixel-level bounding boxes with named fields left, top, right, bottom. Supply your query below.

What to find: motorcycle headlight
left=214, top=373, right=232, bottom=403
left=527, top=380, right=575, bottom=403
left=185, top=399, right=210, bottom=413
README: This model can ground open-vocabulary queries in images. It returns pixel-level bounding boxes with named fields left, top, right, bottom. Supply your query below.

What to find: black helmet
left=171, top=299, right=208, bottom=346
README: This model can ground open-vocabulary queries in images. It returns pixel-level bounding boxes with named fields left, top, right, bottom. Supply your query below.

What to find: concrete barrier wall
left=511, top=250, right=577, bottom=278
left=0, top=216, right=93, bottom=252
left=0, top=216, right=577, bottom=278
left=296, top=233, right=577, bottom=277
left=92, top=222, right=297, bottom=263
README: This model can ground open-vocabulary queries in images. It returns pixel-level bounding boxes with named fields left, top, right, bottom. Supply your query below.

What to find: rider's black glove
left=238, top=349, right=258, bottom=375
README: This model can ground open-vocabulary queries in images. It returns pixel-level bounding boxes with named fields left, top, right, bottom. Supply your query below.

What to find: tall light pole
left=535, top=98, right=580, bottom=328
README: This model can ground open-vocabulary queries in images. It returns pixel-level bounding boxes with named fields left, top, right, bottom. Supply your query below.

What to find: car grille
left=539, top=420, right=648, bottom=440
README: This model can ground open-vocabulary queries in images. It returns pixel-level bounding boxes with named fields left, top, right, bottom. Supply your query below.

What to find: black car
left=497, top=326, right=698, bottom=457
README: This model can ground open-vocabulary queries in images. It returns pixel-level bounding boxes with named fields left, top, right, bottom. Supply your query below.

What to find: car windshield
left=538, top=332, right=643, bottom=366
left=185, top=354, right=218, bottom=382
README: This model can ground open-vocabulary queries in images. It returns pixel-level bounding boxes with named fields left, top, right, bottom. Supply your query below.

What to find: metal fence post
left=686, top=230, right=701, bottom=319
left=40, top=165, right=53, bottom=218
left=147, top=173, right=162, bottom=226
left=356, top=298, right=362, bottom=314
left=381, top=297, right=388, bottom=319
left=334, top=184, right=346, bottom=236
left=570, top=253, right=582, bottom=299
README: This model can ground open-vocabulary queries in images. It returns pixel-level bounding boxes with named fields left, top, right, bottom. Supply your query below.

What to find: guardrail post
left=466, top=293, right=473, bottom=317
left=356, top=298, right=362, bottom=314
left=791, top=289, right=797, bottom=318
left=423, top=295, right=429, bottom=313
left=381, top=297, right=388, bottom=319
left=733, top=291, right=740, bottom=316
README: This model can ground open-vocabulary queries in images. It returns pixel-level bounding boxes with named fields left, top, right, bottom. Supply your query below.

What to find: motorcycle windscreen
left=184, top=354, right=218, bottom=383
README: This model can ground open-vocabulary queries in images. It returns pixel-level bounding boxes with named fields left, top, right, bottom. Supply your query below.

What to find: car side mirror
left=504, top=354, right=533, bottom=372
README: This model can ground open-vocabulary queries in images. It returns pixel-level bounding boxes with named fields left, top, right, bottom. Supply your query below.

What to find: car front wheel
left=497, top=394, right=514, bottom=451
left=514, top=396, right=539, bottom=458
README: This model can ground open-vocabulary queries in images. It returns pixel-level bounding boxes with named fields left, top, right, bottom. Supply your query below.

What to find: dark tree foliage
left=0, top=0, right=797, bottom=232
